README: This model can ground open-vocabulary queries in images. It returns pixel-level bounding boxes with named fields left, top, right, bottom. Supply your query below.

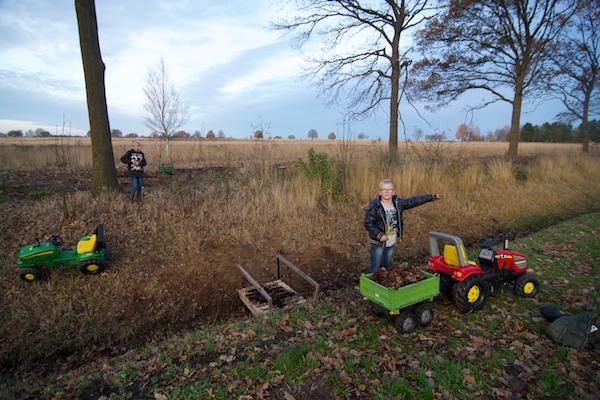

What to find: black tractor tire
left=394, top=310, right=417, bottom=333
left=80, top=260, right=105, bottom=275
left=452, top=276, right=489, bottom=313
left=514, top=273, right=540, bottom=298
left=19, top=268, right=42, bottom=283
left=369, top=302, right=388, bottom=317
left=413, top=302, right=434, bottom=327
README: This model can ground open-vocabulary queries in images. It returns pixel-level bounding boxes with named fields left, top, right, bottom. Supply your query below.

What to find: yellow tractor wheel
left=80, top=261, right=105, bottom=275
left=452, top=276, right=489, bottom=313
left=19, top=268, right=41, bottom=283
left=515, top=273, right=540, bottom=298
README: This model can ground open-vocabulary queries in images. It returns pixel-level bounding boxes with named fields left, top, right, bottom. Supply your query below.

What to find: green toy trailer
left=360, top=270, right=440, bottom=333
left=17, top=224, right=106, bottom=282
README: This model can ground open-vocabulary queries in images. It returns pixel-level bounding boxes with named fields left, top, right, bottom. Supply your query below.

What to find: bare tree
left=413, top=0, right=577, bottom=160
left=308, top=128, right=319, bottom=139
left=550, top=0, right=599, bottom=152
left=273, top=0, right=436, bottom=159
left=75, top=0, right=119, bottom=194
left=251, top=117, right=271, bottom=140
left=142, top=58, right=188, bottom=163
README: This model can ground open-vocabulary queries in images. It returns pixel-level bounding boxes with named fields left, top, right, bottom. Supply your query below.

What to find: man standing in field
left=364, top=179, right=443, bottom=273
left=120, top=141, right=147, bottom=202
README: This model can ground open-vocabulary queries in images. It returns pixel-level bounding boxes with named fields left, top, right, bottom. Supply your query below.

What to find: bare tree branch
left=273, top=0, right=434, bottom=158
left=142, top=58, right=189, bottom=162
left=412, top=0, right=577, bottom=160
left=549, top=0, right=600, bottom=151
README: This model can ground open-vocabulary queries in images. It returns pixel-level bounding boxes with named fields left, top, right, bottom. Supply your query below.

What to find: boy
left=120, top=141, right=147, bottom=202
left=364, top=179, right=444, bottom=273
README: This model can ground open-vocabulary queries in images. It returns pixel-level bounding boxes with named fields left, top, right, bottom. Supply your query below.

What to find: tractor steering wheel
left=47, top=235, right=64, bottom=248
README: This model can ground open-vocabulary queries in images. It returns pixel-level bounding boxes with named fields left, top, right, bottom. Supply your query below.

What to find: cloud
left=218, top=50, right=303, bottom=95
left=104, top=21, right=283, bottom=117
left=0, top=69, right=83, bottom=102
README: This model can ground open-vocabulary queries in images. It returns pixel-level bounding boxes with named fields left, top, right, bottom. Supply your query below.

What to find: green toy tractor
left=17, top=224, right=106, bottom=282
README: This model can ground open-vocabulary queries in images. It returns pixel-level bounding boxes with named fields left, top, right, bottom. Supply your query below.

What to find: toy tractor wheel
left=515, top=273, right=540, bottom=298
left=452, top=276, right=489, bottom=313
left=394, top=311, right=417, bottom=333
left=19, top=268, right=42, bottom=283
left=413, top=302, right=434, bottom=327
left=80, top=260, right=105, bottom=275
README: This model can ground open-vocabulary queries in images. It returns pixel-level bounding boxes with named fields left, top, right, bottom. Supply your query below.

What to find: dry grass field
left=0, top=138, right=599, bottom=379
left=0, top=136, right=590, bottom=170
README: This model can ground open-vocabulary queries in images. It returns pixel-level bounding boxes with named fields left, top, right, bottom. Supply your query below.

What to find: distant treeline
left=520, top=120, right=600, bottom=143
left=2, top=120, right=599, bottom=143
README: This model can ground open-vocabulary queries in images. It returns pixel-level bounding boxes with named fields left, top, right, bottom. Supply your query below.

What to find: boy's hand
left=380, top=235, right=389, bottom=242
left=434, top=193, right=445, bottom=200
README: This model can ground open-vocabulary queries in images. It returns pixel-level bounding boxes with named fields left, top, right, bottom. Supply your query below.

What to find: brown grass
left=1, top=143, right=599, bottom=374
left=0, top=136, right=590, bottom=170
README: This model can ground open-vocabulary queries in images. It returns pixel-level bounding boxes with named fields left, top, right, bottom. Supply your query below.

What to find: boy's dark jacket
left=364, top=194, right=434, bottom=246
left=120, top=150, right=147, bottom=177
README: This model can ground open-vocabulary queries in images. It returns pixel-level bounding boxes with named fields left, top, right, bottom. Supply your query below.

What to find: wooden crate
left=236, top=254, right=319, bottom=316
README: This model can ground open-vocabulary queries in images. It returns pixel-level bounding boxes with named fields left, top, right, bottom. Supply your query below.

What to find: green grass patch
left=536, top=368, right=576, bottom=399
left=272, top=342, right=318, bottom=382
left=378, top=377, right=415, bottom=399
left=27, top=190, right=52, bottom=198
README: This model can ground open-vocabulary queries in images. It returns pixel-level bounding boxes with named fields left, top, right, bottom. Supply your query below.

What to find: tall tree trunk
left=389, top=29, right=401, bottom=160
left=75, top=0, right=120, bottom=194
left=581, top=86, right=592, bottom=153
left=507, top=78, right=524, bottom=161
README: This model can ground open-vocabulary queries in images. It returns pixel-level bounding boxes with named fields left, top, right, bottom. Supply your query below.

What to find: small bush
left=295, top=148, right=346, bottom=203
left=159, top=164, right=174, bottom=175
left=515, top=168, right=528, bottom=182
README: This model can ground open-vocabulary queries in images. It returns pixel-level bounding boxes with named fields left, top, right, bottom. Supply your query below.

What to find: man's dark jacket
left=364, top=194, right=434, bottom=246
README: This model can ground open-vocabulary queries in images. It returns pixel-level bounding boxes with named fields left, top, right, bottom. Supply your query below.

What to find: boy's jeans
left=130, top=176, right=143, bottom=193
left=369, top=243, right=395, bottom=273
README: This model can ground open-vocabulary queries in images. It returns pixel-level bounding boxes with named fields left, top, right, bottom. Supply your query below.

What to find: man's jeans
left=369, top=243, right=395, bottom=273
left=130, top=176, right=143, bottom=193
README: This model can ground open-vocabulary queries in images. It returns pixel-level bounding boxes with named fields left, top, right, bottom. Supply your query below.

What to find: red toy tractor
left=426, top=232, right=540, bottom=313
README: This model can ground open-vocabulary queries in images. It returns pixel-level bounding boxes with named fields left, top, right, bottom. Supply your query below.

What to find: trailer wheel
left=80, top=260, right=105, bottom=275
left=19, top=268, right=42, bottom=283
left=413, top=303, right=434, bottom=327
left=394, top=311, right=417, bottom=333
left=514, top=273, right=540, bottom=298
left=452, top=276, right=488, bottom=313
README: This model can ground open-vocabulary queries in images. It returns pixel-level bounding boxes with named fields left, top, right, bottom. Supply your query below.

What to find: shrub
left=295, top=148, right=346, bottom=203
left=159, top=164, right=174, bottom=175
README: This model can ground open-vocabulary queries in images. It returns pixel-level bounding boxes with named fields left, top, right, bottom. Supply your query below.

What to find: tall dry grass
left=1, top=148, right=599, bottom=373
left=0, top=137, right=591, bottom=170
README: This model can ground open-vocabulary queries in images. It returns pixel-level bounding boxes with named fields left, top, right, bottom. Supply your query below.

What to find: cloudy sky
left=0, top=0, right=564, bottom=139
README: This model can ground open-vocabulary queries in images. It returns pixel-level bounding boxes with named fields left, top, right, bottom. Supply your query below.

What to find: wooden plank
left=236, top=264, right=272, bottom=308
left=238, top=289, right=262, bottom=316
left=238, top=279, right=307, bottom=314
left=276, top=254, right=320, bottom=299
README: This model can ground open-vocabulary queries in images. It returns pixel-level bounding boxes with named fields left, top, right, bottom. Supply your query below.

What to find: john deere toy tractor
left=426, top=232, right=539, bottom=313
left=17, top=224, right=106, bottom=282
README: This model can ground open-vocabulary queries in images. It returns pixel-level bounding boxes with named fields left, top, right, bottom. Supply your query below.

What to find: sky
left=0, top=0, right=566, bottom=139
